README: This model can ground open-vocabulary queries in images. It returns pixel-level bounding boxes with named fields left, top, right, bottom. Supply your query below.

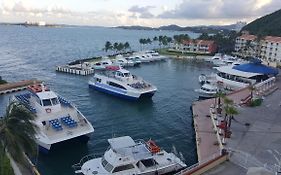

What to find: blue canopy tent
left=233, top=59, right=279, bottom=76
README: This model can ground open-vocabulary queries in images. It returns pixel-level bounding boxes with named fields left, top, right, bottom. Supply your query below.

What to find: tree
left=139, top=38, right=145, bottom=50
left=198, top=33, right=209, bottom=40
left=117, top=43, right=124, bottom=53
left=113, top=42, right=119, bottom=53
left=104, top=41, right=112, bottom=52
left=225, top=106, right=238, bottom=128
left=215, top=91, right=225, bottom=114
left=124, top=42, right=130, bottom=52
left=248, top=84, right=256, bottom=101
left=0, top=101, right=38, bottom=165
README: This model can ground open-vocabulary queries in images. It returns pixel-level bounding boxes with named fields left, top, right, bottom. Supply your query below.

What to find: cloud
left=128, top=5, right=155, bottom=18
left=158, top=0, right=281, bottom=20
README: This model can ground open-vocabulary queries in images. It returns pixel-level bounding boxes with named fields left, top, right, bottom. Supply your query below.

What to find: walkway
left=192, top=88, right=251, bottom=162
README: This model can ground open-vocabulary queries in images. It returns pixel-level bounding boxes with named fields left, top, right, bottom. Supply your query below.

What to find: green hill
left=242, top=9, right=281, bottom=36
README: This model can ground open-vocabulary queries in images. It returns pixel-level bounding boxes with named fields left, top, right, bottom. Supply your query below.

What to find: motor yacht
left=73, top=136, right=186, bottom=175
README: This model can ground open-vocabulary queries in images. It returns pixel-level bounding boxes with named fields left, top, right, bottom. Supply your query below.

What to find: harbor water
left=0, top=25, right=213, bottom=175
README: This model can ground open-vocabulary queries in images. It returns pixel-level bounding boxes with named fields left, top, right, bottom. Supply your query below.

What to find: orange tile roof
left=238, top=34, right=257, bottom=41
left=264, top=36, right=281, bottom=43
left=182, top=39, right=215, bottom=45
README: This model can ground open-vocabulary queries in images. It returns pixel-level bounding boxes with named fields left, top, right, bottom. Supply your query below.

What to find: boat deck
left=35, top=105, right=93, bottom=143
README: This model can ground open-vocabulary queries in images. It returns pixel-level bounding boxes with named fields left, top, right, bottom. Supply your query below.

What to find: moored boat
left=195, top=83, right=218, bottom=98
left=72, top=136, right=186, bottom=175
left=88, top=67, right=157, bottom=100
left=14, top=84, right=95, bottom=153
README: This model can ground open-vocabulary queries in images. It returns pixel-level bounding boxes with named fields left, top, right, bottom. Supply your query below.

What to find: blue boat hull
left=89, top=84, right=139, bottom=101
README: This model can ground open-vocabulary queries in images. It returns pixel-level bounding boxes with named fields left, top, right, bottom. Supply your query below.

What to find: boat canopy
left=106, top=65, right=120, bottom=71
left=233, top=62, right=279, bottom=76
left=108, top=136, right=136, bottom=150
left=215, top=66, right=261, bottom=78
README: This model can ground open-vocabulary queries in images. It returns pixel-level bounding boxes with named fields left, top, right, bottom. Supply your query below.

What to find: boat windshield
left=51, top=98, right=59, bottom=105
left=42, top=99, right=52, bottom=106
left=101, top=156, right=114, bottom=172
left=124, top=73, right=130, bottom=77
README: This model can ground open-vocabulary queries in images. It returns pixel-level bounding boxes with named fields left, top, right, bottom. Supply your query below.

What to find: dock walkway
left=192, top=88, right=251, bottom=162
left=0, top=79, right=41, bottom=95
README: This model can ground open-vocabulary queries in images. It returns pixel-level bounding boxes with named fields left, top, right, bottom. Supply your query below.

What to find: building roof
left=264, top=36, right=281, bottom=43
left=233, top=62, right=279, bottom=76
left=238, top=34, right=257, bottom=41
left=108, top=136, right=136, bottom=150
left=215, top=66, right=261, bottom=78
left=182, top=39, right=215, bottom=46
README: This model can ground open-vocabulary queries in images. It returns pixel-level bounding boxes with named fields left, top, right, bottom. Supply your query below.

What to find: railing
left=72, top=154, right=98, bottom=172
left=174, top=152, right=221, bottom=175
left=227, top=148, right=276, bottom=173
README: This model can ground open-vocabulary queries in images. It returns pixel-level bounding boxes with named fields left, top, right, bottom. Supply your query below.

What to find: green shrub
left=249, top=98, right=263, bottom=107
left=0, top=79, right=7, bottom=85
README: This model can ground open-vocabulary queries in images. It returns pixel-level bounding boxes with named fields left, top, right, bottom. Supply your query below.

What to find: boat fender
left=45, top=108, right=51, bottom=113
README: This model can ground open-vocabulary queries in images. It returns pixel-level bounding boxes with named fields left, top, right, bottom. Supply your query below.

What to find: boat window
left=51, top=98, right=59, bottom=105
left=140, top=159, right=158, bottom=168
left=108, top=82, right=127, bottom=90
left=95, top=63, right=101, bottom=66
left=96, top=78, right=101, bottom=83
left=42, top=99, right=52, bottom=106
left=123, top=73, right=130, bottom=77
left=112, top=164, right=134, bottom=173
left=101, top=157, right=114, bottom=172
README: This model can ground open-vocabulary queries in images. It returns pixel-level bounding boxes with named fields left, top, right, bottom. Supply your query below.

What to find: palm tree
left=0, top=101, right=38, bottom=165
left=104, top=41, right=112, bottom=52
left=113, top=42, right=119, bottom=53
left=248, top=84, right=256, bottom=102
left=124, top=42, right=130, bottom=52
left=139, top=38, right=145, bottom=50
left=215, top=91, right=225, bottom=114
left=226, top=106, right=238, bottom=128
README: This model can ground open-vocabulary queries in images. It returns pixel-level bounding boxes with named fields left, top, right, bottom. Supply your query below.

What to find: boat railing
left=72, top=153, right=98, bottom=172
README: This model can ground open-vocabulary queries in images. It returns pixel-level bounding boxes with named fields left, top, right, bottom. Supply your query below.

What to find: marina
left=1, top=19, right=281, bottom=175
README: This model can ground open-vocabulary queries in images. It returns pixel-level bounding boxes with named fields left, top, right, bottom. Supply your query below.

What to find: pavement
left=202, top=161, right=247, bottom=175
left=225, top=87, right=281, bottom=173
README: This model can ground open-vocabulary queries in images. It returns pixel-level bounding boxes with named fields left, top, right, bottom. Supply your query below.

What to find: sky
left=0, top=0, right=281, bottom=27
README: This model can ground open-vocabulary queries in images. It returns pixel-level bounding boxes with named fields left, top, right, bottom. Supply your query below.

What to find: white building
left=260, top=36, right=281, bottom=65
left=234, top=34, right=281, bottom=67
left=235, top=34, right=257, bottom=52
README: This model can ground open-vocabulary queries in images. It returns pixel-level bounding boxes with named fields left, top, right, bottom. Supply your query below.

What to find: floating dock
left=56, top=65, right=95, bottom=76
left=0, top=79, right=42, bottom=95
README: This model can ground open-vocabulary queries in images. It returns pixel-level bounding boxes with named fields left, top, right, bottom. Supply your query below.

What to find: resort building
left=234, top=34, right=257, bottom=57
left=234, top=34, right=281, bottom=67
left=260, top=36, right=281, bottom=65
left=171, top=40, right=217, bottom=54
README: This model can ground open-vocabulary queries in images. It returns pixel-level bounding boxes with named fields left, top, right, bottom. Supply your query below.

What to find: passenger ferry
left=73, top=136, right=186, bottom=175
left=89, top=67, right=157, bottom=100
left=14, top=84, right=94, bottom=152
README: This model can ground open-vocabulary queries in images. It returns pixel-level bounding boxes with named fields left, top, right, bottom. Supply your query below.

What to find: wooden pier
left=56, top=65, right=95, bottom=76
left=0, top=79, right=41, bottom=95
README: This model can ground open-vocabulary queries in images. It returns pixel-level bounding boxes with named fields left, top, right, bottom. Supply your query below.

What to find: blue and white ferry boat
left=14, top=84, right=94, bottom=152
left=88, top=66, right=157, bottom=100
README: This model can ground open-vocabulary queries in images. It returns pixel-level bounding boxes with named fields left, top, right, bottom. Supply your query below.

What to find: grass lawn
left=156, top=48, right=214, bottom=57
